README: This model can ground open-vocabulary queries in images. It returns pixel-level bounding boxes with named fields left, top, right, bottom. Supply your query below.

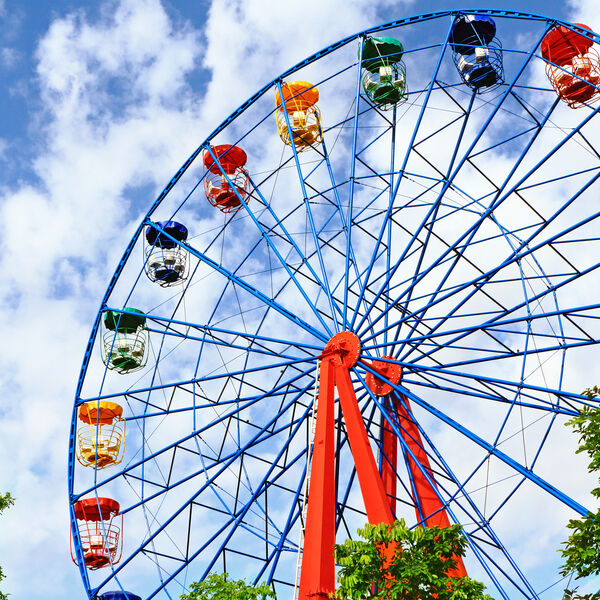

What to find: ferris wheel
left=68, top=10, right=600, bottom=600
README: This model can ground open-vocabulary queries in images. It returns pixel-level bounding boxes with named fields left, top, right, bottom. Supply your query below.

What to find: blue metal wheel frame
left=69, top=9, right=600, bottom=600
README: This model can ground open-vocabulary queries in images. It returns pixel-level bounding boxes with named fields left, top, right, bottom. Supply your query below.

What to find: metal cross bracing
left=69, top=9, right=600, bottom=600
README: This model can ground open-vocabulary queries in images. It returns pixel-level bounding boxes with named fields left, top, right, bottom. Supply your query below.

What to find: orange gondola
left=203, top=145, right=250, bottom=212
left=275, top=81, right=322, bottom=150
left=71, top=497, right=122, bottom=570
left=76, top=401, right=125, bottom=469
left=541, top=23, right=600, bottom=108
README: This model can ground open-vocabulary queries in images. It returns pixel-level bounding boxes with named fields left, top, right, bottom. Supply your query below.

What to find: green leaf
left=559, top=396, right=600, bottom=595
left=180, top=573, right=275, bottom=600
left=334, top=520, right=494, bottom=600
left=0, top=492, right=14, bottom=599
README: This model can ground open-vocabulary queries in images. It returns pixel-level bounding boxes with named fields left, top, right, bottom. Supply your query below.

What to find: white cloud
left=0, top=46, right=18, bottom=67
left=4, top=2, right=600, bottom=599
left=200, top=0, right=412, bottom=132
left=568, top=0, right=600, bottom=24
left=0, top=1, right=206, bottom=597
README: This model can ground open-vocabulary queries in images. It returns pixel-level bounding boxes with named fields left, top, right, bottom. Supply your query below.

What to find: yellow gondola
left=275, top=81, right=322, bottom=150
left=76, top=401, right=125, bottom=469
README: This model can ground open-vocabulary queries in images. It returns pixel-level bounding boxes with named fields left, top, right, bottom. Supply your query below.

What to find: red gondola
left=541, top=23, right=600, bottom=108
left=203, top=145, right=250, bottom=213
left=71, top=497, right=122, bottom=570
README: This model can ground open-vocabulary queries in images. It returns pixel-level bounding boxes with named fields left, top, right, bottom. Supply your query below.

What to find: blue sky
left=1, top=1, right=600, bottom=599
left=0, top=0, right=588, bottom=187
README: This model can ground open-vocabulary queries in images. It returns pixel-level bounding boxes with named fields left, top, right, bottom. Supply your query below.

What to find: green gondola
left=101, top=308, right=148, bottom=373
left=360, top=36, right=408, bottom=109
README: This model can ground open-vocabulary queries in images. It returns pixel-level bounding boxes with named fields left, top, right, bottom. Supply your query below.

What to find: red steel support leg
left=397, top=395, right=467, bottom=577
left=298, top=357, right=337, bottom=600
left=336, top=358, right=397, bottom=583
left=381, top=395, right=398, bottom=515
left=334, top=359, right=394, bottom=526
left=365, top=356, right=402, bottom=516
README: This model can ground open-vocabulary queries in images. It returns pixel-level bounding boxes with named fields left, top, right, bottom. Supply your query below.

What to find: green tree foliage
left=0, top=492, right=15, bottom=600
left=334, top=519, right=493, bottom=600
left=563, top=591, right=600, bottom=600
left=560, top=386, right=600, bottom=600
left=180, top=572, right=275, bottom=600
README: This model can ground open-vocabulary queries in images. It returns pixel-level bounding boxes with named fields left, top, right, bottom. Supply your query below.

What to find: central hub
left=321, top=331, right=361, bottom=367
left=365, top=356, right=402, bottom=396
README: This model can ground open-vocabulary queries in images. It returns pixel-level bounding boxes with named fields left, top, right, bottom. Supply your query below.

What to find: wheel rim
left=69, top=10, right=600, bottom=599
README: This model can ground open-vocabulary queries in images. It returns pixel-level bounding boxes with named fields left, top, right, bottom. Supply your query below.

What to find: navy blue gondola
left=145, top=220, right=188, bottom=248
left=144, top=220, right=189, bottom=286
left=98, top=592, right=142, bottom=600
left=450, top=14, right=504, bottom=92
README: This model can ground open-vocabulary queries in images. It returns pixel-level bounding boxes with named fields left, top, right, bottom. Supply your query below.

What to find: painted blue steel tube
left=343, top=35, right=365, bottom=329
left=75, top=364, right=315, bottom=501
left=91, top=382, right=314, bottom=596
left=204, top=144, right=335, bottom=336
left=350, top=17, right=458, bottom=332
left=359, top=360, right=590, bottom=516
left=273, top=80, right=338, bottom=333
left=355, top=23, right=554, bottom=338
left=353, top=372, right=527, bottom=597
